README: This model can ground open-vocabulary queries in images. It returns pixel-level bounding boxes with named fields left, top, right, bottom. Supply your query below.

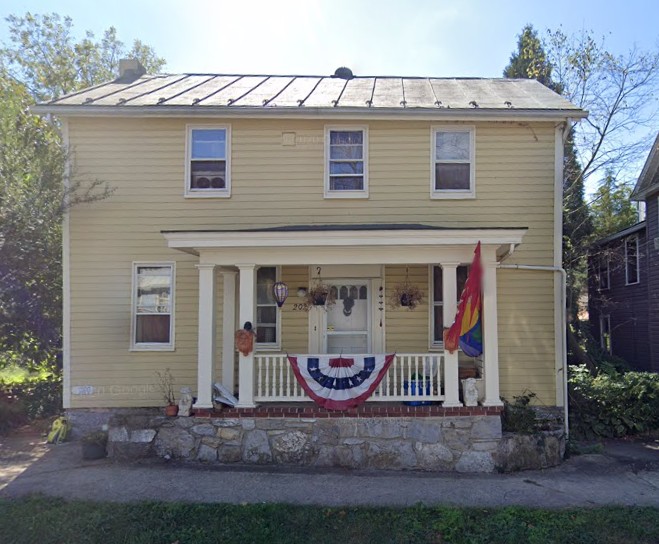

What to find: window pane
left=137, top=267, right=171, bottom=313
left=256, top=267, right=276, bottom=304
left=256, top=326, right=276, bottom=344
left=191, top=129, right=226, bottom=159
left=457, top=265, right=469, bottom=301
left=435, top=163, right=470, bottom=190
left=190, top=160, right=226, bottom=190
left=330, top=145, right=363, bottom=160
left=433, top=306, right=444, bottom=343
left=436, top=131, right=470, bottom=161
left=136, top=314, right=170, bottom=343
left=330, top=176, right=363, bottom=191
left=433, top=266, right=443, bottom=301
left=330, top=131, right=363, bottom=145
left=257, top=306, right=277, bottom=325
left=330, top=161, right=364, bottom=175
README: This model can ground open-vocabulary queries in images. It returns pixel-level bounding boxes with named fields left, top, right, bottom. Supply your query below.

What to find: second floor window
left=186, top=126, right=230, bottom=197
left=325, top=127, right=368, bottom=198
left=432, top=127, right=475, bottom=198
left=625, top=235, right=639, bottom=285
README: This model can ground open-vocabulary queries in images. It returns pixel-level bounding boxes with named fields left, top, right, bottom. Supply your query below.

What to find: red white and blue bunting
left=287, top=354, right=396, bottom=411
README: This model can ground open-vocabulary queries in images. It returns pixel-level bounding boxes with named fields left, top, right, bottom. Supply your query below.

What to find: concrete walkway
left=1, top=429, right=658, bottom=508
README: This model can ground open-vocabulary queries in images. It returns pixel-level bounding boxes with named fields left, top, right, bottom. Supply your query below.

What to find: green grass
left=0, top=498, right=658, bottom=544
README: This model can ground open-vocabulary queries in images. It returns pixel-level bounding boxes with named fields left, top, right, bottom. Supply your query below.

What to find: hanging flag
left=444, top=242, right=483, bottom=357
left=287, top=354, right=396, bottom=410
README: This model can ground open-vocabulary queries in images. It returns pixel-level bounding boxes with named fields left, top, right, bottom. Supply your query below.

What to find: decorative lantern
left=272, top=281, right=289, bottom=308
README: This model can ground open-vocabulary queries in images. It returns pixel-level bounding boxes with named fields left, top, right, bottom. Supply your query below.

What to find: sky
left=1, top=0, right=658, bottom=189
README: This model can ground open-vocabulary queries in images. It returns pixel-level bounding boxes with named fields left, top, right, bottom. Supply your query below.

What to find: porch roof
left=162, top=223, right=527, bottom=264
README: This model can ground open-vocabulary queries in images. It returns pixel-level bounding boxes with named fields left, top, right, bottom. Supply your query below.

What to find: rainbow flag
left=444, top=242, right=483, bottom=357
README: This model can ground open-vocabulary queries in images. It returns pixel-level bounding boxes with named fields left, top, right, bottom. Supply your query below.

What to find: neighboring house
left=34, top=61, right=585, bottom=470
left=589, top=134, right=659, bottom=373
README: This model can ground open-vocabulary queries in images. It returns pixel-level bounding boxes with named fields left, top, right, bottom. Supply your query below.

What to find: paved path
left=1, top=431, right=658, bottom=508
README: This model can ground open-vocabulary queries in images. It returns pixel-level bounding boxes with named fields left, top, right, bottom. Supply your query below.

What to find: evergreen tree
left=590, top=171, right=639, bottom=238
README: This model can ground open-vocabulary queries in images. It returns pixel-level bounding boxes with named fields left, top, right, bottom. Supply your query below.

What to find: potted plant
left=81, top=430, right=108, bottom=460
left=156, top=368, right=178, bottom=416
left=389, top=282, right=424, bottom=310
left=403, top=373, right=433, bottom=406
left=304, top=267, right=336, bottom=308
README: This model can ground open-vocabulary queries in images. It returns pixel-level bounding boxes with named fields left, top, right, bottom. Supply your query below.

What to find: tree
left=503, top=24, right=561, bottom=92
left=1, top=13, right=166, bottom=102
left=590, top=171, right=639, bottom=238
left=0, top=13, right=165, bottom=359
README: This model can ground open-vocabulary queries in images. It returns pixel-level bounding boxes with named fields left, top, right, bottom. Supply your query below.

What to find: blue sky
left=2, top=0, right=657, bottom=77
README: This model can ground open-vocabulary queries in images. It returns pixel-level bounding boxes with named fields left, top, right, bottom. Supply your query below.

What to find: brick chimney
left=118, top=59, right=147, bottom=81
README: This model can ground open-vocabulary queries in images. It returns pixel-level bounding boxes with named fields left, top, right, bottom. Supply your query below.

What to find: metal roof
left=631, top=132, right=659, bottom=200
left=34, top=72, right=586, bottom=118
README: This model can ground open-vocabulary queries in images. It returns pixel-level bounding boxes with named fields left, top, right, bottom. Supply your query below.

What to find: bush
left=569, top=365, right=659, bottom=439
left=501, top=392, right=538, bottom=434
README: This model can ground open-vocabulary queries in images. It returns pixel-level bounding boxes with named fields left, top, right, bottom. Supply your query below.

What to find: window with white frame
left=431, top=265, right=469, bottom=346
left=186, top=126, right=230, bottom=197
left=596, top=253, right=610, bottom=290
left=325, top=127, right=368, bottom=197
left=625, top=235, right=639, bottom=285
left=432, top=127, right=475, bottom=198
left=132, top=263, right=174, bottom=349
left=255, top=266, right=279, bottom=347
left=599, top=314, right=612, bottom=354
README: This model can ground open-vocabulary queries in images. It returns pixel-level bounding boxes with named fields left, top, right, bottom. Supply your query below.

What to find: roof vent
left=118, top=59, right=146, bottom=81
left=333, top=67, right=354, bottom=80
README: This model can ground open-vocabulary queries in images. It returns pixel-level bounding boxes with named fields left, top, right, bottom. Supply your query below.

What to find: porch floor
left=195, top=402, right=503, bottom=419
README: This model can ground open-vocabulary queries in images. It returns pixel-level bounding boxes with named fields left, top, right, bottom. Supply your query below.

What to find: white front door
left=324, top=280, right=371, bottom=354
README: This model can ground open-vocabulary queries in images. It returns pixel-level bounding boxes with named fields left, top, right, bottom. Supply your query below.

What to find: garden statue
left=178, top=386, right=193, bottom=416
left=463, top=378, right=479, bottom=407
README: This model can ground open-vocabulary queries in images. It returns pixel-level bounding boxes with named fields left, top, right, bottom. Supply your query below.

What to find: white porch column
left=220, top=269, right=237, bottom=394
left=482, top=261, right=503, bottom=406
left=236, top=264, right=257, bottom=408
left=441, top=263, right=462, bottom=407
left=194, top=264, right=216, bottom=409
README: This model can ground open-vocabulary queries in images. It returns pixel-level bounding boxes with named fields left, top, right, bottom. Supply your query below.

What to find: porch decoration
left=235, top=321, right=256, bottom=356
left=287, top=353, right=396, bottom=410
left=272, top=281, right=289, bottom=307
left=389, top=266, right=424, bottom=310
left=444, top=242, right=483, bottom=357
left=304, top=267, right=336, bottom=308
left=155, top=368, right=178, bottom=416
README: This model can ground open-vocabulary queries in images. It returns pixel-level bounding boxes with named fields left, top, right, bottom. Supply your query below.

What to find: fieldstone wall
left=108, top=414, right=505, bottom=472
left=494, top=430, right=565, bottom=472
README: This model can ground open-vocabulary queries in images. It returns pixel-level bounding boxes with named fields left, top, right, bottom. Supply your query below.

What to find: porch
left=162, top=224, right=527, bottom=411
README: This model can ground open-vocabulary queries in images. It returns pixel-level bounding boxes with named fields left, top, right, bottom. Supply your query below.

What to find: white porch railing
left=254, top=353, right=445, bottom=403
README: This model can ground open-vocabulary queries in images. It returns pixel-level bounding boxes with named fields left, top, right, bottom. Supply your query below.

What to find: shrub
left=502, top=392, right=538, bottom=434
left=569, top=365, right=659, bottom=439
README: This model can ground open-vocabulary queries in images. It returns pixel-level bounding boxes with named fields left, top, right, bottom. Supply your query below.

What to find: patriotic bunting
left=287, top=353, right=396, bottom=410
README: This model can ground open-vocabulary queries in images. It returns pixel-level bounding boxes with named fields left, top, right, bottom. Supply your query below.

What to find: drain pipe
left=497, top=264, right=569, bottom=439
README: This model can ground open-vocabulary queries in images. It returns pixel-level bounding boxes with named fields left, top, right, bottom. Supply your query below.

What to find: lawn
left=0, top=497, right=658, bottom=544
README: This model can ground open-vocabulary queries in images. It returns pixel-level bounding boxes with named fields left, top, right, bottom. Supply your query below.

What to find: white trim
left=554, top=123, right=565, bottom=407
left=624, top=235, right=640, bottom=285
left=165, top=228, right=526, bottom=252
left=598, top=254, right=610, bottom=291
left=130, top=261, right=176, bottom=351
left=429, top=264, right=444, bottom=349
left=33, top=104, right=587, bottom=122
left=430, top=125, right=476, bottom=199
left=322, top=278, right=372, bottom=354
left=62, top=119, right=71, bottom=409
left=255, top=265, right=282, bottom=351
left=324, top=125, right=369, bottom=198
left=184, top=124, right=231, bottom=198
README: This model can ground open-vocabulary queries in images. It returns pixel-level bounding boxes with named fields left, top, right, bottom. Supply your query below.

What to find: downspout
left=497, top=264, right=569, bottom=439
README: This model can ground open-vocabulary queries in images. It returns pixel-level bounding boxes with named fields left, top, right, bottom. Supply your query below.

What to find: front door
left=324, top=280, right=371, bottom=354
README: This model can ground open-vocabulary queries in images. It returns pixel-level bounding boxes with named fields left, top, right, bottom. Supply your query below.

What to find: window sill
left=255, top=345, right=281, bottom=352
left=324, top=191, right=369, bottom=199
left=430, top=191, right=475, bottom=200
left=185, top=190, right=231, bottom=199
left=130, top=345, right=176, bottom=352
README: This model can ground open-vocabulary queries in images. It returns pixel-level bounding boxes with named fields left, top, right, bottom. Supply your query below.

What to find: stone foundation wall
left=108, top=414, right=507, bottom=472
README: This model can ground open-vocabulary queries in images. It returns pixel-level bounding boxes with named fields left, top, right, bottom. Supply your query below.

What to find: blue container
left=403, top=379, right=433, bottom=406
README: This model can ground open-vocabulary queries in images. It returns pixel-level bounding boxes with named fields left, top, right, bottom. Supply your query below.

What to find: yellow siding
left=384, top=265, right=429, bottom=353
left=67, top=117, right=557, bottom=407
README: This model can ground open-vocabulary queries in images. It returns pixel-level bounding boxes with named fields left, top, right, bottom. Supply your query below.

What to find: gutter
left=497, top=264, right=569, bottom=440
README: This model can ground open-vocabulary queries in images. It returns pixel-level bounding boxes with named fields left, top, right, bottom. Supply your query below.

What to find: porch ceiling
left=162, top=224, right=527, bottom=264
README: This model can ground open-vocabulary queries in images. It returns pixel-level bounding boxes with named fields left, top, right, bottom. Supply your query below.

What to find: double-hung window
left=596, top=254, right=610, bottom=290
left=430, top=265, right=469, bottom=347
left=625, top=235, right=639, bottom=285
left=186, top=126, right=231, bottom=197
left=132, top=263, right=175, bottom=350
left=255, top=266, right=280, bottom=348
left=325, top=126, right=368, bottom=198
left=431, top=127, right=475, bottom=198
